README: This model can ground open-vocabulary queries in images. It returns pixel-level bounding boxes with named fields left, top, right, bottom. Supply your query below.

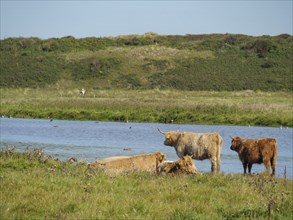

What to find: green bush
left=253, top=39, right=274, bottom=58
left=70, top=57, right=121, bottom=80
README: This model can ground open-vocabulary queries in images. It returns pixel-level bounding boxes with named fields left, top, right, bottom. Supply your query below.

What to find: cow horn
left=230, top=136, right=234, bottom=139
left=157, top=128, right=166, bottom=135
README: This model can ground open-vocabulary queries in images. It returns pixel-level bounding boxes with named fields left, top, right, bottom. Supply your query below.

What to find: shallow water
left=1, top=118, right=292, bottom=178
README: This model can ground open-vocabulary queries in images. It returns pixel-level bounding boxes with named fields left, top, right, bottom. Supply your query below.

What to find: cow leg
left=216, top=156, right=221, bottom=173
left=211, top=157, right=217, bottom=174
left=243, top=163, right=248, bottom=175
left=248, top=163, right=252, bottom=174
left=264, top=159, right=271, bottom=175
left=216, top=160, right=220, bottom=173
left=270, top=157, right=276, bottom=176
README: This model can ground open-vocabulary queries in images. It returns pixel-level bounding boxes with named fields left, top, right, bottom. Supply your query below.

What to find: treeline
left=1, top=33, right=292, bottom=90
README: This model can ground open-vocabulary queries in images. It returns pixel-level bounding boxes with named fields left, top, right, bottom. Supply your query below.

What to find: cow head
left=155, top=152, right=165, bottom=163
left=164, top=133, right=174, bottom=146
left=158, top=128, right=182, bottom=147
left=230, top=136, right=242, bottom=152
left=177, top=155, right=197, bottom=174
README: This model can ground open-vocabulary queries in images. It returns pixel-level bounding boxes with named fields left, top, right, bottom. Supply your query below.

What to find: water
left=1, top=118, right=292, bottom=178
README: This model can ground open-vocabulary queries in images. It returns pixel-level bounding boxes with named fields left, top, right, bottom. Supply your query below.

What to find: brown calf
left=230, top=136, right=277, bottom=175
left=159, top=155, right=198, bottom=174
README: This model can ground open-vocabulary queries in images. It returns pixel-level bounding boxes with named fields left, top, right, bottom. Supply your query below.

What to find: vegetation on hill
left=1, top=33, right=292, bottom=91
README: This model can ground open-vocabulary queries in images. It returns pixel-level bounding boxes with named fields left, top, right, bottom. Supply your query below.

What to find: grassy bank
left=1, top=88, right=292, bottom=127
left=0, top=148, right=292, bottom=219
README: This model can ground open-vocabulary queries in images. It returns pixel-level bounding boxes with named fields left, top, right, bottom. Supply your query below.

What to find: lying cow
left=158, top=129, right=223, bottom=173
left=88, top=152, right=165, bottom=174
left=159, top=155, right=198, bottom=174
left=230, top=136, right=277, bottom=176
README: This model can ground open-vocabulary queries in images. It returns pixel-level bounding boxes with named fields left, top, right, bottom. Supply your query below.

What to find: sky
left=0, top=1, right=292, bottom=39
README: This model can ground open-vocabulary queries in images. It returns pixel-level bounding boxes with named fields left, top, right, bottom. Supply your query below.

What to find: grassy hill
left=1, top=33, right=292, bottom=91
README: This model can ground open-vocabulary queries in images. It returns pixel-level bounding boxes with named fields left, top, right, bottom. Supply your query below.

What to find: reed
left=1, top=88, right=292, bottom=127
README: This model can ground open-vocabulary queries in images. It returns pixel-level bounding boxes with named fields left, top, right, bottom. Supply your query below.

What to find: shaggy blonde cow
left=88, top=152, right=165, bottom=174
left=158, top=129, right=223, bottom=173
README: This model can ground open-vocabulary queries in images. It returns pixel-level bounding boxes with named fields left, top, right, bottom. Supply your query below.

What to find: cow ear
left=166, top=134, right=173, bottom=142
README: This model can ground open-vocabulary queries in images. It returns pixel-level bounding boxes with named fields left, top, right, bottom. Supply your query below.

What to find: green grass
left=1, top=148, right=292, bottom=219
left=1, top=88, right=292, bottom=127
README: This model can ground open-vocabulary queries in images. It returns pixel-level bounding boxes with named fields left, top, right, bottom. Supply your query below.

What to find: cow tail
left=216, top=134, right=223, bottom=173
left=272, top=140, right=278, bottom=166
left=217, top=134, right=223, bottom=157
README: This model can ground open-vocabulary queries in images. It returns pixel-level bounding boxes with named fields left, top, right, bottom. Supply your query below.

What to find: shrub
left=224, top=35, right=237, bottom=46
left=253, top=39, right=273, bottom=58
left=70, top=57, right=121, bottom=80
left=112, top=74, right=142, bottom=89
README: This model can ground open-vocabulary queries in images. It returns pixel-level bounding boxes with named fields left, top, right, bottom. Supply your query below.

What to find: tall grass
left=0, top=149, right=292, bottom=219
left=1, top=88, right=292, bottom=127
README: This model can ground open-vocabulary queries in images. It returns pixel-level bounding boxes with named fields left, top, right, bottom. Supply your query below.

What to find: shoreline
left=1, top=89, right=292, bottom=127
left=1, top=115, right=292, bottom=129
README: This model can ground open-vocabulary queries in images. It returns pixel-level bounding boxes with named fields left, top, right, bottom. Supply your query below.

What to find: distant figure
left=80, top=88, right=86, bottom=96
left=68, top=157, right=78, bottom=163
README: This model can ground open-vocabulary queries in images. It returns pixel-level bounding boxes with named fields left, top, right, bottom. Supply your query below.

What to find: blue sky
left=1, top=1, right=292, bottom=39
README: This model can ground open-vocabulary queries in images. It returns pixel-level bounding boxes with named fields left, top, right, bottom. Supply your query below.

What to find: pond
left=1, top=118, right=292, bottom=178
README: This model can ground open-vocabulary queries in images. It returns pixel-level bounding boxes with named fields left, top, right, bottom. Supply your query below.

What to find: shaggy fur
left=230, top=136, right=277, bottom=175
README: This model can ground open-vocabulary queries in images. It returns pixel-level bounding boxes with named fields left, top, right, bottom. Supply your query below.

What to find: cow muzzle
left=164, top=140, right=172, bottom=146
